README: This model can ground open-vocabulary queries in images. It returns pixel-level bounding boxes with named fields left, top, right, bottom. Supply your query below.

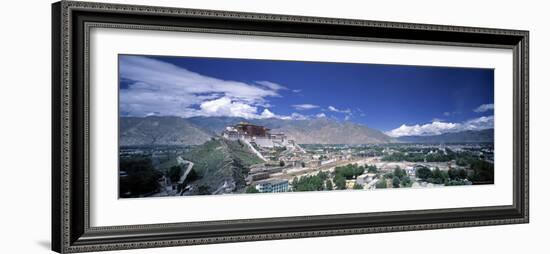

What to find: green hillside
left=182, top=138, right=263, bottom=194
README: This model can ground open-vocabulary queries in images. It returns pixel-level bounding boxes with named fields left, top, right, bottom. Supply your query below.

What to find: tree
left=184, top=169, right=199, bottom=184
left=448, top=168, right=460, bottom=180
left=325, top=180, right=333, bottom=190
left=416, top=166, right=433, bottom=180
left=367, top=164, right=378, bottom=173
left=392, top=176, right=401, bottom=188
left=317, top=171, right=328, bottom=181
left=334, top=175, right=347, bottom=190
left=458, top=169, right=467, bottom=179
left=445, top=179, right=466, bottom=186
left=401, top=175, right=412, bottom=187
left=292, top=175, right=325, bottom=192
left=431, top=167, right=444, bottom=184
left=119, top=157, right=162, bottom=197
left=245, top=185, right=259, bottom=193
left=456, top=158, right=468, bottom=166
left=469, top=160, right=494, bottom=184
left=197, top=185, right=211, bottom=195
left=168, top=165, right=182, bottom=183
left=354, top=165, right=365, bottom=177
left=334, top=164, right=364, bottom=179
left=353, top=183, right=363, bottom=190
left=375, top=178, right=387, bottom=189
left=393, top=166, right=405, bottom=179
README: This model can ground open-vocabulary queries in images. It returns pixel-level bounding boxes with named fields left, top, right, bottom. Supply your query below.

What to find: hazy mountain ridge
left=120, top=116, right=212, bottom=146
left=397, top=129, right=494, bottom=143
left=120, top=116, right=492, bottom=146
left=187, top=116, right=394, bottom=144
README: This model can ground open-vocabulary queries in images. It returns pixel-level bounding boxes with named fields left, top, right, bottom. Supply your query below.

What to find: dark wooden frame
left=52, top=1, right=529, bottom=253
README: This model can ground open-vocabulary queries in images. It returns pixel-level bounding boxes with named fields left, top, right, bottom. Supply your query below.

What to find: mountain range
left=397, top=128, right=494, bottom=143
left=120, top=116, right=212, bottom=146
left=120, top=116, right=493, bottom=146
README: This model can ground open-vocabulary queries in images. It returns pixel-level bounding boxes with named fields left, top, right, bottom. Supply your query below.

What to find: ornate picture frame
left=52, top=1, right=529, bottom=253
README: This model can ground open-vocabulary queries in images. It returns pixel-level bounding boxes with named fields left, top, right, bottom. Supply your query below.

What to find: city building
left=356, top=173, right=376, bottom=186
left=255, top=179, right=289, bottom=193
left=304, top=159, right=321, bottom=168
left=405, top=166, right=416, bottom=176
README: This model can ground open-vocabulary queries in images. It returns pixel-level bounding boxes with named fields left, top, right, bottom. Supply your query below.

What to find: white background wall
left=0, top=0, right=547, bottom=253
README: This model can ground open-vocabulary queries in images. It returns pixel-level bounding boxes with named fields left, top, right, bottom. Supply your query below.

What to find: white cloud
left=292, top=104, right=319, bottom=110
left=199, top=97, right=259, bottom=118
left=259, top=109, right=276, bottom=119
left=255, top=81, right=287, bottom=91
left=292, top=89, right=301, bottom=93
left=290, top=113, right=308, bottom=120
left=145, top=112, right=160, bottom=117
left=443, top=112, right=451, bottom=116
left=119, top=56, right=287, bottom=118
left=462, top=115, right=494, bottom=130
left=316, top=113, right=327, bottom=118
left=385, top=116, right=494, bottom=137
left=474, top=103, right=494, bottom=113
left=328, top=106, right=351, bottom=114
left=344, top=115, right=351, bottom=121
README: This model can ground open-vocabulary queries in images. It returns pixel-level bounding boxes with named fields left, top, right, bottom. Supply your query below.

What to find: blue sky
left=119, top=54, right=494, bottom=137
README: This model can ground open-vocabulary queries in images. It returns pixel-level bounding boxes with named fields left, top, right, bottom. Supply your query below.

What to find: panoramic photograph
left=118, top=54, right=495, bottom=198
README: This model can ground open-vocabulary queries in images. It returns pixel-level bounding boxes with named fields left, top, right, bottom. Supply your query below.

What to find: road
left=176, top=156, right=194, bottom=184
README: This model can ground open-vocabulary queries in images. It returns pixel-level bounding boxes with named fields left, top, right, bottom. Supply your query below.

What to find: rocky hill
left=182, top=138, right=264, bottom=195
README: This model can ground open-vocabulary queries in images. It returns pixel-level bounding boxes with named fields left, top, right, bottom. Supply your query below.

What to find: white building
left=255, top=179, right=289, bottom=193
left=356, top=173, right=377, bottom=186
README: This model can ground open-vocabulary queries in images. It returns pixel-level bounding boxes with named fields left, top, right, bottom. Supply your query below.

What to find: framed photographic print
left=52, top=1, right=529, bottom=253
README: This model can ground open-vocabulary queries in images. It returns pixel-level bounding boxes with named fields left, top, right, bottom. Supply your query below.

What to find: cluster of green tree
left=382, top=150, right=454, bottom=162
left=381, top=152, right=423, bottom=162
left=416, top=166, right=449, bottom=184
left=447, top=167, right=467, bottom=180
left=119, top=156, right=163, bottom=198
left=416, top=160, right=493, bottom=186
left=168, top=165, right=182, bottom=183
left=366, top=164, right=378, bottom=173
left=334, top=164, right=365, bottom=180
left=291, top=171, right=331, bottom=192
left=452, top=153, right=494, bottom=184
left=467, top=159, right=494, bottom=184
left=424, top=152, right=455, bottom=162
left=375, top=179, right=387, bottom=188
left=245, top=185, right=259, bottom=193
left=330, top=164, right=366, bottom=190
left=387, top=166, right=412, bottom=188
left=455, top=151, right=483, bottom=166
left=333, top=174, right=346, bottom=190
